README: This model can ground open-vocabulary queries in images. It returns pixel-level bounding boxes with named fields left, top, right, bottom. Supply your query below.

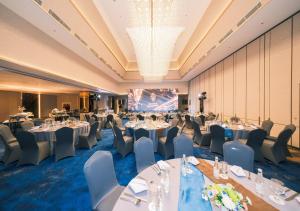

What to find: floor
left=0, top=129, right=300, bottom=210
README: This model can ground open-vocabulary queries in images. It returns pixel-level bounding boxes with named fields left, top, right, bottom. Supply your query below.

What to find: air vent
left=90, top=48, right=99, bottom=57
left=207, top=45, right=216, bottom=55
left=219, top=29, right=233, bottom=44
left=74, top=33, right=87, bottom=46
left=237, top=17, right=246, bottom=27
left=245, top=2, right=261, bottom=19
left=33, top=0, right=42, bottom=6
left=48, top=9, right=71, bottom=31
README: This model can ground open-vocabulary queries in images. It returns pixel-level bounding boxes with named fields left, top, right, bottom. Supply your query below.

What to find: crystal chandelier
left=127, top=0, right=184, bottom=81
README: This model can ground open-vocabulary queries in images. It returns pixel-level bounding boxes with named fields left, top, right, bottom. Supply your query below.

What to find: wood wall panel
left=292, top=13, right=300, bottom=147
left=234, top=47, right=247, bottom=120
left=215, top=62, right=223, bottom=119
left=246, top=39, right=260, bottom=123
left=269, top=19, right=292, bottom=128
left=223, top=56, right=234, bottom=118
left=0, top=91, right=21, bottom=122
left=188, top=14, right=300, bottom=147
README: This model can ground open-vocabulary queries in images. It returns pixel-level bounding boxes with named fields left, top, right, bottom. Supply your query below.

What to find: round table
left=207, top=123, right=257, bottom=140
left=113, top=159, right=299, bottom=211
left=29, top=121, right=90, bottom=154
left=125, top=121, right=170, bottom=152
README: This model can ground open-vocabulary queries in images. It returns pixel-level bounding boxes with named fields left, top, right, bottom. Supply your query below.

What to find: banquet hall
left=1, top=0, right=300, bottom=210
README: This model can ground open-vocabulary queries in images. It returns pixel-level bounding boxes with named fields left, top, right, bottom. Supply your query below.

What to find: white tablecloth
left=30, top=122, right=90, bottom=154
left=113, top=159, right=299, bottom=211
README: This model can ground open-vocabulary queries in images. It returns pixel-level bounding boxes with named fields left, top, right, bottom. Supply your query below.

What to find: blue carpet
left=0, top=130, right=300, bottom=210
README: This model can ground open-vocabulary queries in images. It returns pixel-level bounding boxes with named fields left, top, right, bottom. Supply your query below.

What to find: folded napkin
left=230, top=165, right=246, bottom=177
left=187, top=156, right=200, bottom=165
left=237, top=125, right=244, bottom=130
left=128, top=178, right=148, bottom=194
left=157, top=160, right=170, bottom=170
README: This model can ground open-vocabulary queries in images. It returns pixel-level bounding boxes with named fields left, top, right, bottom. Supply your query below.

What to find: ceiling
left=0, top=68, right=96, bottom=94
left=92, top=0, right=211, bottom=62
left=0, top=0, right=300, bottom=89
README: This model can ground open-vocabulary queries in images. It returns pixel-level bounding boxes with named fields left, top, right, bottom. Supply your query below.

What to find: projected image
left=128, top=89, right=178, bottom=112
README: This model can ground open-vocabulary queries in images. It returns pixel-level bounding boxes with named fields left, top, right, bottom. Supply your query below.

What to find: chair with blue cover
left=261, top=119, right=274, bottom=137
left=173, top=134, right=193, bottom=158
left=77, top=122, right=99, bottom=149
left=54, top=127, right=75, bottom=162
left=266, top=124, right=296, bottom=156
left=83, top=151, right=125, bottom=211
left=114, top=125, right=133, bottom=157
left=20, top=121, right=34, bottom=131
left=158, top=126, right=179, bottom=159
left=17, top=131, right=50, bottom=165
left=192, top=121, right=211, bottom=146
left=0, top=124, right=21, bottom=165
left=199, top=114, right=206, bottom=126
left=223, top=141, right=254, bottom=172
left=239, top=129, right=266, bottom=162
left=136, top=114, right=144, bottom=121
left=134, top=137, right=155, bottom=173
left=262, top=128, right=293, bottom=164
left=210, top=125, right=225, bottom=155
left=134, top=128, right=149, bottom=141
left=184, top=115, right=193, bottom=129
left=151, top=114, right=157, bottom=121
left=177, top=113, right=184, bottom=127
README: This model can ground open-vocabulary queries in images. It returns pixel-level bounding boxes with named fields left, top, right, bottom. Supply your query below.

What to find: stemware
left=269, top=178, right=286, bottom=205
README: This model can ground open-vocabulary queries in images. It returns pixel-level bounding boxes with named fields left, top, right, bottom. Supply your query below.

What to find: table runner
left=178, top=162, right=212, bottom=211
left=196, top=159, right=278, bottom=211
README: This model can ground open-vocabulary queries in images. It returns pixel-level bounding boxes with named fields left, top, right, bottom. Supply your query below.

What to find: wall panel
left=269, top=19, right=292, bottom=136
left=246, top=39, right=260, bottom=123
left=234, top=47, right=247, bottom=120
left=215, top=62, right=223, bottom=119
left=223, top=56, right=234, bottom=118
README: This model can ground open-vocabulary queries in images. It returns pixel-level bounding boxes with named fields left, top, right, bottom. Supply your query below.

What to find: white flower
left=222, top=194, right=236, bottom=210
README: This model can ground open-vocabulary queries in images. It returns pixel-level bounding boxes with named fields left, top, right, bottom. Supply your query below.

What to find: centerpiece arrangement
left=202, top=183, right=252, bottom=210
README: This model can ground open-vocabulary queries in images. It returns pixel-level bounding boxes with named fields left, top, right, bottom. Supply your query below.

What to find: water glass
left=148, top=184, right=163, bottom=211
left=160, top=169, right=170, bottom=194
left=221, top=161, right=228, bottom=178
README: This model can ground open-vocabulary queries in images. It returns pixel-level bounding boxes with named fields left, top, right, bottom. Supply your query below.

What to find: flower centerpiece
left=202, top=183, right=252, bottom=210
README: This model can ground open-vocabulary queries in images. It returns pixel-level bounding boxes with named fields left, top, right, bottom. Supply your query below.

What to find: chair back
left=184, top=115, right=192, bottom=129
left=55, top=127, right=74, bottom=146
left=107, top=114, right=114, bottom=123
left=135, top=128, right=149, bottom=141
left=136, top=114, right=144, bottom=121
left=274, top=128, right=293, bottom=149
left=91, top=114, right=98, bottom=121
left=223, top=141, right=254, bottom=172
left=17, top=131, right=38, bottom=151
left=174, top=134, right=193, bottom=158
left=210, top=125, right=225, bottom=154
left=171, top=119, right=179, bottom=127
left=246, top=129, right=266, bottom=148
left=33, top=118, right=44, bottom=126
left=21, top=121, right=34, bottom=131
left=261, top=119, right=273, bottom=136
left=85, top=114, right=90, bottom=122
left=89, top=122, right=99, bottom=138
left=134, top=137, right=155, bottom=172
left=177, top=113, right=184, bottom=126
left=284, top=124, right=296, bottom=135
left=151, top=115, right=157, bottom=121
left=113, top=126, right=125, bottom=145
left=89, top=117, right=96, bottom=125
left=199, top=115, right=206, bottom=126
left=83, top=151, right=118, bottom=209
left=166, top=126, right=179, bottom=145
left=0, top=124, right=16, bottom=144
left=192, top=121, right=202, bottom=139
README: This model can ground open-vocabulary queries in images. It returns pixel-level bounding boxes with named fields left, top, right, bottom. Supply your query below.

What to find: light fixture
left=127, top=0, right=184, bottom=82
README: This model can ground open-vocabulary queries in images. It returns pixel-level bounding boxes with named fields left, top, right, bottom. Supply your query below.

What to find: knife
left=285, top=192, right=299, bottom=201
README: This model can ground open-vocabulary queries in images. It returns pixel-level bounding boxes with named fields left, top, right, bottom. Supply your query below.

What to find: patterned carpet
left=0, top=129, right=299, bottom=210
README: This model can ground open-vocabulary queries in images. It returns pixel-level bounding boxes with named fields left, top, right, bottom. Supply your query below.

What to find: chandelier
left=127, top=0, right=184, bottom=81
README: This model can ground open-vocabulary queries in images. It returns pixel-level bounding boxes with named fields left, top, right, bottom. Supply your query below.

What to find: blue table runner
left=178, top=163, right=212, bottom=211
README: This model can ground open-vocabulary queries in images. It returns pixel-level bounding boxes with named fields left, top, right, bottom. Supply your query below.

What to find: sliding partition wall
left=189, top=12, right=300, bottom=148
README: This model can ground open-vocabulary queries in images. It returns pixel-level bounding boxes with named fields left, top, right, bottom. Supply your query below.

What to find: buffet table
left=113, top=159, right=299, bottom=211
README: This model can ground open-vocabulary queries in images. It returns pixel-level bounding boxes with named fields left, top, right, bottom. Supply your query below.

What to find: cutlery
left=285, top=192, right=299, bottom=201
left=124, top=192, right=147, bottom=202
left=247, top=171, right=251, bottom=180
left=152, top=165, right=161, bottom=175
left=280, top=188, right=291, bottom=196
left=120, top=196, right=141, bottom=205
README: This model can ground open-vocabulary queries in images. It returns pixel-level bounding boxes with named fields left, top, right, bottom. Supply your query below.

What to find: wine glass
left=269, top=178, right=285, bottom=205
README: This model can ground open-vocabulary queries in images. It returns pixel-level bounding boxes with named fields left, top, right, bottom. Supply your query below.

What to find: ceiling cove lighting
left=127, top=0, right=184, bottom=82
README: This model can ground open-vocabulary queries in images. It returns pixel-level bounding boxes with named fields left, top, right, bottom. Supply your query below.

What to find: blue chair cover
left=174, top=134, right=193, bottom=158
left=134, top=137, right=155, bottom=172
